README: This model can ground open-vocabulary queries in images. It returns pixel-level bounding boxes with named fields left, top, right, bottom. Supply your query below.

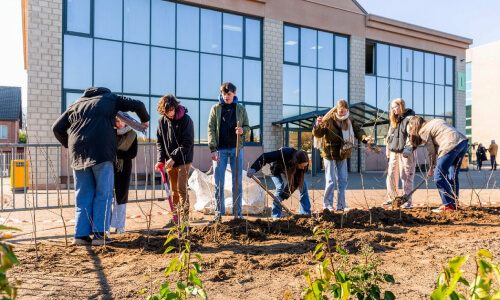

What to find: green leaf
left=164, top=235, right=175, bottom=246
left=185, top=241, right=190, bottom=253
left=0, top=226, right=21, bottom=231
left=139, top=288, right=148, bottom=294
left=165, top=292, right=179, bottom=300
left=369, top=285, right=381, bottom=299
left=493, top=265, right=500, bottom=284
left=194, top=253, right=203, bottom=262
left=315, top=251, right=324, bottom=261
left=189, top=269, right=203, bottom=288
left=336, top=245, right=348, bottom=256
left=312, top=280, right=324, bottom=296
left=176, top=281, right=187, bottom=290
left=448, top=255, right=469, bottom=274
left=164, top=246, right=176, bottom=254
left=193, top=262, right=202, bottom=274
left=181, top=223, right=186, bottom=233
left=314, top=229, right=324, bottom=236
left=477, top=249, right=493, bottom=259
left=383, top=291, right=396, bottom=300
left=478, top=259, right=493, bottom=277
left=165, top=257, right=179, bottom=277
left=383, top=274, right=395, bottom=284
left=324, top=230, right=330, bottom=240
left=304, top=270, right=312, bottom=287
left=457, top=276, right=469, bottom=287
left=336, top=271, right=346, bottom=283
left=491, top=290, right=500, bottom=300
left=314, top=243, right=324, bottom=254
left=198, top=288, right=208, bottom=300
left=323, top=268, right=333, bottom=282
left=340, top=281, right=351, bottom=300
left=160, top=283, right=171, bottom=298
left=322, top=259, right=330, bottom=269
left=449, top=291, right=460, bottom=300
left=430, top=285, right=446, bottom=300
left=447, top=271, right=463, bottom=295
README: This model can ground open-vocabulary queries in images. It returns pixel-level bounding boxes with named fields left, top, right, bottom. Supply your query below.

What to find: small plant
left=141, top=222, right=207, bottom=300
left=431, top=249, right=500, bottom=300
left=303, top=227, right=395, bottom=300
left=0, top=225, right=21, bottom=299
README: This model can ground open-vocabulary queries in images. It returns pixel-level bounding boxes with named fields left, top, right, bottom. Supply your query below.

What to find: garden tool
left=234, top=121, right=241, bottom=219
left=158, top=164, right=179, bottom=224
left=249, top=174, right=296, bottom=217
left=392, top=176, right=430, bottom=209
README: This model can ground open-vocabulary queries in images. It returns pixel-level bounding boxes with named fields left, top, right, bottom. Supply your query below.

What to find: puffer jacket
left=52, top=87, right=150, bottom=170
left=312, top=116, right=366, bottom=161
left=386, top=109, right=415, bottom=153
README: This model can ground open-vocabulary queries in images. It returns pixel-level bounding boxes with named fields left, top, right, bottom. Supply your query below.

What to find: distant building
left=466, top=40, right=500, bottom=164
left=0, top=86, right=23, bottom=175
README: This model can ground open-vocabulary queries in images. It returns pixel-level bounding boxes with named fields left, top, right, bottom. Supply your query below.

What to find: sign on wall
left=458, top=72, right=466, bottom=91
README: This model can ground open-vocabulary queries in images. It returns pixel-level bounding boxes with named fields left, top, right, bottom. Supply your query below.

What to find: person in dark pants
left=247, top=147, right=311, bottom=220
left=52, top=87, right=149, bottom=246
left=475, top=143, right=487, bottom=171
left=110, top=116, right=138, bottom=234
left=408, top=117, right=468, bottom=213
left=487, top=140, right=498, bottom=170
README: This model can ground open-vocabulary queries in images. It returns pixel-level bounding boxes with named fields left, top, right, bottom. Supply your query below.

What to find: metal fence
left=0, top=143, right=167, bottom=212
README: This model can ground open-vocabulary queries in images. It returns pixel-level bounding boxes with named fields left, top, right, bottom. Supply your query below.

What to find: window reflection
left=334, top=71, right=348, bottom=103
left=424, top=83, right=434, bottom=115
left=377, top=77, right=389, bottom=111
left=301, top=28, right=317, bottom=67
left=94, top=39, right=122, bottom=92
left=63, top=35, right=92, bottom=90
left=223, top=13, right=243, bottom=57
left=200, top=54, right=221, bottom=99
left=446, top=58, right=453, bottom=85
left=245, top=18, right=261, bottom=58
left=435, top=85, right=444, bottom=116
left=301, top=67, right=317, bottom=106
left=318, top=32, right=333, bottom=70
left=244, top=59, right=261, bottom=103
left=435, top=55, right=445, bottom=85
left=201, top=9, right=221, bottom=54
left=65, top=92, right=83, bottom=110
left=176, top=51, right=199, bottom=98
left=223, top=56, right=242, bottom=94
left=413, top=51, right=423, bottom=82
left=413, top=82, right=424, bottom=114
left=124, top=43, right=149, bottom=94
left=94, top=0, right=122, bottom=40
left=424, top=53, right=434, bottom=83
left=402, top=81, right=412, bottom=108
left=151, top=0, right=175, bottom=47
left=177, top=4, right=199, bottom=51
left=318, top=69, right=333, bottom=107
left=66, top=0, right=90, bottom=34
left=390, top=46, right=401, bottom=79
left=200, top=101, right=217, bottom=143
left=124, top=0, right=150, bottom=44
left=283, top=65, right=300, bottom=105
left=376, top=44, right=389, bottom=77
left=335, top=36, right=348, bottom=70
left=244, top=104, right=261, bottom=143
left=445, top=86, right=453, bottom=116
left=390, top=79, right=401, bottom=99
left=181, top=99, right=200, bottom=143
left=365, top=76, right=376, bottom=107
left=151, top=47, right=175, bottom=96
left=402, top=49, right=412, bottom=81
left=284, top=26, right=299, bottom=63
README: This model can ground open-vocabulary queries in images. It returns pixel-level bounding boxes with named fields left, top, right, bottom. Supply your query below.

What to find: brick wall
left=262, top=18, right=284, bottom=152
left=0, top=121, right=19, bottom=144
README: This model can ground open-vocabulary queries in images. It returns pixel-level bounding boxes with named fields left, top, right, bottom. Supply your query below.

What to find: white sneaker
left=272, top=217, right=280, bottom=221
left=400, top=202, right=412, bottom=209
left=337, top=207, right=352, bottom=212
left=323, top=206, right=334, bottom=212
left=115, top=228, right=126, bottom=234
left=381, top=200, right=392, bottom=206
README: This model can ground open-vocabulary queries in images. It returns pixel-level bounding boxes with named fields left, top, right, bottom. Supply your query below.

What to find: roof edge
left=367, top=14, right=473, bottom=45
left=351, top=0, right=367, bottom=15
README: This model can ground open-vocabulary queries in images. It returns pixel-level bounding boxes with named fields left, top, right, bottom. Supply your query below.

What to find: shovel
left=158, top=164, right=179, bottom=224
left=392, top=176, right=430, bottom=209
left=234, top=121, right=241, bottom=219
left=249, top=174, right=296, bottom=217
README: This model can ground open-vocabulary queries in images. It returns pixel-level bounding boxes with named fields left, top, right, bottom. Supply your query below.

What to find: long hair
left=286, top=150, right=309, bottom=192
left=157, top=94, right=180, bottom=117
left=321, top=99, right=350, bottom=131
left=389, top=98, right=406, bottom=129
left=409, top=116, right=428, bottom=147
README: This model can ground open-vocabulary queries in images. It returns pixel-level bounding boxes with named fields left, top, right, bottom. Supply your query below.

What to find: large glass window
left=63, top=1, right=263, bottom=144
left=367, top=42, right=454, bottom=144
left=283, top=24, right=349, bottom=120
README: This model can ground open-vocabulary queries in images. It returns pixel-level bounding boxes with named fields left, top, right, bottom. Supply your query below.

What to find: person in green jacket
left=312, top=99, right=371, bottom=212
left=207, top=82, right=250, bottom=224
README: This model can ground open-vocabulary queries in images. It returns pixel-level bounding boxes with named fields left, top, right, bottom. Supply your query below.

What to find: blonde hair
left=321, top=99, right=350, bottom=131
left=389, top=98, right=406, bottom=129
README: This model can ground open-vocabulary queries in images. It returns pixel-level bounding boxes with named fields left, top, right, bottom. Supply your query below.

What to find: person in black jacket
left=52, top=87, right=150, bottom=246
left=110, top=116, right=138, bottom=234
left=247, top=147, right=311, bottom=220
left=382, top=98, right=416, bottom=209
left=476, top=143, right=487, bottom=171
left=154, top=94, right=194, bottom=225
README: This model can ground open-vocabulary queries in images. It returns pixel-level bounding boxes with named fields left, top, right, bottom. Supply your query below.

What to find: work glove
left=402, top=146, right=413, bottom=158
left=247, top=168, right=256, bottom=178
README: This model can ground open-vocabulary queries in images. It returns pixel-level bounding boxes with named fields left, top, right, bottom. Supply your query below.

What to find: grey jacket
left=418, top=119, right=467, bottom=167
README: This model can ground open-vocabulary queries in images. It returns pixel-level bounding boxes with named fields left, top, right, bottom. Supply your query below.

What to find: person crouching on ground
left=312, top=99, right=372, bottom=212
left=382, top=98, right=416, bottom=209
left=110, top=115, right=138, bottom=234
left=207, top=82, right=250, bottom=224
left=247, top=148, right=311, bottom=220
left=155, top=94, right=194, bottom=226
left=408, top=117, right=468, bottom=213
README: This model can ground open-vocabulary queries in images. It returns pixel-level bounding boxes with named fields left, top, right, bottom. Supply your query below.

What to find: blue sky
left=1, top=0, right=499, bottom=107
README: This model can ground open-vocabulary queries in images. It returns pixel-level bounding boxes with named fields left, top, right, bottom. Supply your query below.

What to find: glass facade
left=466, top=62, right=472, bottom=138
left=366, top=42, right=454, bottom=145
left=63, top=0, right=262, bottom=144
left=283, top=24, right=349, bottom=129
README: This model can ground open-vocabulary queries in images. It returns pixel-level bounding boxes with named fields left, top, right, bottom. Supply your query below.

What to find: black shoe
left=208, top=216, right=222, bottom=225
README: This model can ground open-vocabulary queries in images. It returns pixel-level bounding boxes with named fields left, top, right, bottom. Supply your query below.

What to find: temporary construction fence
left=188, top=167, right=266, bottom=215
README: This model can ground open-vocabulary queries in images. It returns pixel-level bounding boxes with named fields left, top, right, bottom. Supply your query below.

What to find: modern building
left=465, top=40, right=500, bottom=165
left=23, top=0, right=472, bottom=184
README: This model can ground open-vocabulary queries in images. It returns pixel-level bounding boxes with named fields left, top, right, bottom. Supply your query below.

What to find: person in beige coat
left=408, top=117, right=468, bottom=213
left=487, top=140, right=497, bottom=170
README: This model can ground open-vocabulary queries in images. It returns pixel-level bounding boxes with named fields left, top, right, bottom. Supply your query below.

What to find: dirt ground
left=7, top=205, right=500, bottom=300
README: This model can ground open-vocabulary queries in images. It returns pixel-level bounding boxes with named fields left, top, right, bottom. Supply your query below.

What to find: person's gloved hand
left=247, top=169, right=256, bottom=178
left=402, top=146, right=413, bottom=158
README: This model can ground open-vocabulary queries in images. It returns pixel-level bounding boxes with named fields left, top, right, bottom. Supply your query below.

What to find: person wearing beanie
left=247, top=147, right=311, bottom=220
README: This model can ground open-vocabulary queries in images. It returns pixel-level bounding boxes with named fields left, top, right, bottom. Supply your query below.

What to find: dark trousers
left=491, top=155, right=497, bottom=170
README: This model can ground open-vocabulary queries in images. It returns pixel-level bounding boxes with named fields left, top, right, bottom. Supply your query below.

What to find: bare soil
left=10, top=206, right=500, bottom=299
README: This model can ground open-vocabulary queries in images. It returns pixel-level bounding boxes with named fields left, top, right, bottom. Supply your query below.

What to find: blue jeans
left=434, top=140, right=468, bottom=206
left=213, top=148, right=243, bottom=216
left=73, top=161, right=114, bottom=237
left=323, top=158, right=348, bottom=210
left=271, top=175, right=311, bottom=218
left=491, top=154, right=497, bottom=170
